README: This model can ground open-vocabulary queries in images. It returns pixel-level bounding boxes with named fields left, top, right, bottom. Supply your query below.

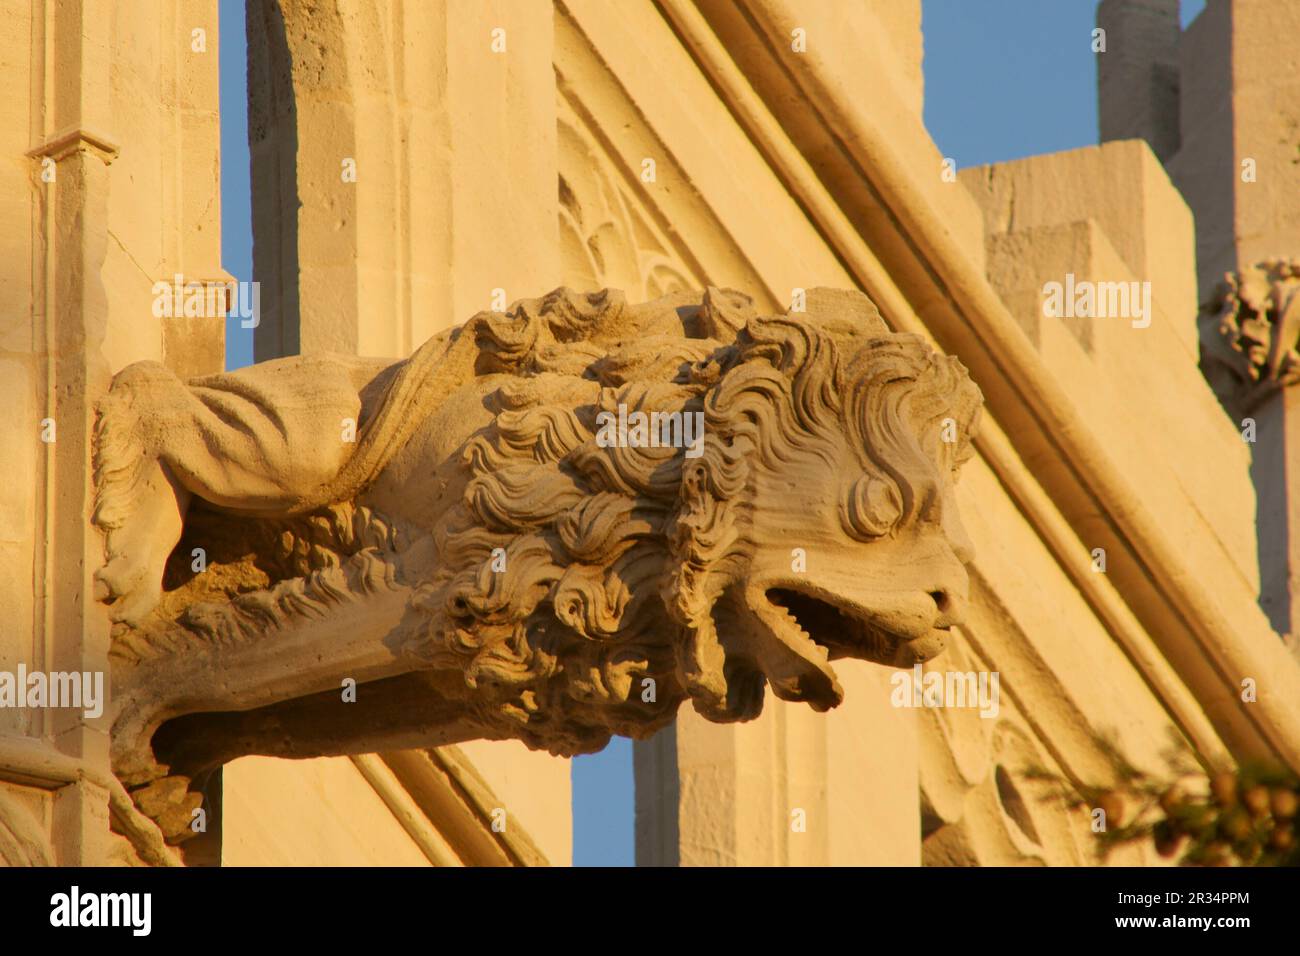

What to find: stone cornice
left=27, top=125, right=121, bottom=165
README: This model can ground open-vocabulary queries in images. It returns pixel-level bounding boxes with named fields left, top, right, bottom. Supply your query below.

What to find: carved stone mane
left=1200, top=258, right=1300, bottom=412
left=93, top=287, right=982, bottom=842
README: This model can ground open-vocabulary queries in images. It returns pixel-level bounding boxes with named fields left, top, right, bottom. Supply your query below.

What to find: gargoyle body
left=93, top=287, right=982, bottom=839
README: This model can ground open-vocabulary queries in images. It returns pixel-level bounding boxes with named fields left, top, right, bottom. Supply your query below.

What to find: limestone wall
left=1, top=0, right=227, bottom=866
left=960, top=141, right=1258, bottom=591
left=3, top=0, right=1296, bottom=870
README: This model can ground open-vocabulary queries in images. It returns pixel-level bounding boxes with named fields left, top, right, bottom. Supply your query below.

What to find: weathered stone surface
left=91, top=286, right=982, bottom=837
left=7, top=0, right=1300, bottom=871
left=1097, top=0, right=1181, bottom=161
left=0, top=784, right=53, bottom=866
left=962, top=147, right=1259, bottom=592
left=1202, top=258, right=1300, bottom=413
left=222, top=756, right=433, bottom=866
left=248, top=0, right=559, bottom=360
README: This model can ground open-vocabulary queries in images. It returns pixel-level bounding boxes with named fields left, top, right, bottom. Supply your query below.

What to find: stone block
left=962, top=139, right=1200, bottom=358
left=979, top=213, right=1258, bottom=588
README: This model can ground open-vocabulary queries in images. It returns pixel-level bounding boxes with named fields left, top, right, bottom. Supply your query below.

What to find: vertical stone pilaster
left=1226, top=2, right=1300, bottom=276
left=1097, top=0, right=1181, bottom=162
left=636, top=666, right=918, bottom=866
left=1250, top=394, right=1300, bottom=637
left=633, top=724, right=680, bottom=866
left=1, top=0, right=226, bottom=866
left=1167, top=0, right=1300, bottom=299
left=1170, top=2, right=1300, bottom=639
left=1165, top=0, right=1237, bottom=298
left=2, top=0, right=120, bottom=867
left=249, top=0, right=559, bottom=359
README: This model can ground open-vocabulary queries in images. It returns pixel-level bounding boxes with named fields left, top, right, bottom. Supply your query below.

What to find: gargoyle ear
left=788, top=287, right=890, bottom=336
left=700, top=286, right=757, bottom=339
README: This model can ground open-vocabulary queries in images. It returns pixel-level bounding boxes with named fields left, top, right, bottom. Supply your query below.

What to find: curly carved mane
left=1200, top=257, right=1300, bottom=412
left=396, top=288, right=982, bottom=755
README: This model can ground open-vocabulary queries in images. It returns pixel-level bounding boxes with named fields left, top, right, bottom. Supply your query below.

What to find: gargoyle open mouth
left=763, top=586, right=951, bottom=669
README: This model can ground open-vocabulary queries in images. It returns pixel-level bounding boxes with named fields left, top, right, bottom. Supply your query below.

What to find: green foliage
left=1026, top=729, right=1299, bottom=866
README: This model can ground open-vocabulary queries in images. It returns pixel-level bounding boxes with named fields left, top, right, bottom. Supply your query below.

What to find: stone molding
left=25, top=125, right=121, bottom=165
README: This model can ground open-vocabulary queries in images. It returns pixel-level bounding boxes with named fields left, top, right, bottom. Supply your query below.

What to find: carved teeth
left=763, top=594, right=830, bottom=660
left=773, top=601, right=806, bottom=634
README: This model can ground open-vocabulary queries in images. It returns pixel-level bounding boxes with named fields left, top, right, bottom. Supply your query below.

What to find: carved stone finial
left=92, top=287, right=983, bottom=842
left=1200, top=258, right=1300, bottom=412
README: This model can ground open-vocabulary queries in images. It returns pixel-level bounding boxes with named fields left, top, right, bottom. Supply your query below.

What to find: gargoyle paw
left=96, top=553, right=165, bottom=626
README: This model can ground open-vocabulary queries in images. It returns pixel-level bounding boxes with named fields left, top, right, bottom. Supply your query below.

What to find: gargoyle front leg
left=95, top=467, right=191, bottom=626
left=92, top=356, right=385, bottom=626
left=93, top=363, right=195, bottom=625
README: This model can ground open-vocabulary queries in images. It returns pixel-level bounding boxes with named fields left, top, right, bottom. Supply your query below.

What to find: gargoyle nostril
left=929, top=590, right=950, bottom=614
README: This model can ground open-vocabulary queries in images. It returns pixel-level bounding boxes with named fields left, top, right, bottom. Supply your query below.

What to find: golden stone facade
left=2, top=0, right=1299, bottom=871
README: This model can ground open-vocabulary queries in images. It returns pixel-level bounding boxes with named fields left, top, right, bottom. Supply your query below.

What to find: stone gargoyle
left=1199, top=257, right=1300, bottom=413
left=93, top=286, right=982, bottom=840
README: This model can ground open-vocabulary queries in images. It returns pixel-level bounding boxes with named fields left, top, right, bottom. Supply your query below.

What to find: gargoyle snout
left=928, top=585, right=965, bottom=630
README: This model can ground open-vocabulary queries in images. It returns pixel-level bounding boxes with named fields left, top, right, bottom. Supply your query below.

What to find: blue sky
left=923, top=0, right=1204, bottom=169
left=218, top=0, right=1205, bottom=866
left=219, top=0, right=254, bottom=371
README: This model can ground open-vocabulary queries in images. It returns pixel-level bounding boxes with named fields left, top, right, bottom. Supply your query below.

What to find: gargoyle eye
left=845, top=475, right=902, bottom=539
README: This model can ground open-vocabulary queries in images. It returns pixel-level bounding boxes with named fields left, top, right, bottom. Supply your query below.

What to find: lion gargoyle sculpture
left=94, top=286, right=982, bottom=841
